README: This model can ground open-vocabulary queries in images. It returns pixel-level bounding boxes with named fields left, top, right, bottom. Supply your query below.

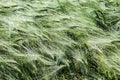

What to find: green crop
left=0, top=0, right=120, bottom=80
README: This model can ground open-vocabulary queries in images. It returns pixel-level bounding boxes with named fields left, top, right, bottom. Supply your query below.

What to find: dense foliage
left=0, top=0, right=120, bottom=80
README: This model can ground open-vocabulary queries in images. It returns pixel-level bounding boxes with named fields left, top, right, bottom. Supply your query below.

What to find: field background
left=0, top=0, right=120, bottom=80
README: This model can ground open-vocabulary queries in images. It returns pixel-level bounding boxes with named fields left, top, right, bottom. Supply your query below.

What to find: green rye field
left=0, top=0, right=120, bottom=80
